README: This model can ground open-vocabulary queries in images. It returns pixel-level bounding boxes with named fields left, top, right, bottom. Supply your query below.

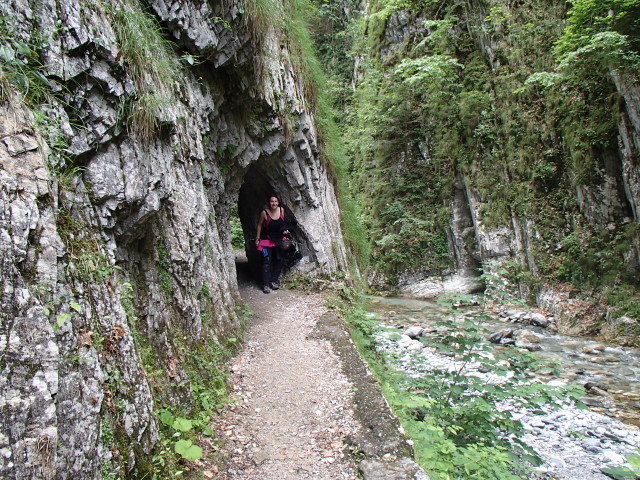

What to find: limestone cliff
left=0, top=0, right=349, bottom=478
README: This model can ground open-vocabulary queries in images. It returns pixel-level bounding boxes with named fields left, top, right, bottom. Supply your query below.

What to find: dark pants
left=261, top=247, right=282, bottom=286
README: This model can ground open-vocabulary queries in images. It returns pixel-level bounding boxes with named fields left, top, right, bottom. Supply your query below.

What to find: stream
left=365, top=295, right=640, bottom=479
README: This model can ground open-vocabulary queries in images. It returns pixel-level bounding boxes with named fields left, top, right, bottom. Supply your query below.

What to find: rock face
left=0, top=0, right=349, bottom=478
left=360, top=1, right=639, bottom=340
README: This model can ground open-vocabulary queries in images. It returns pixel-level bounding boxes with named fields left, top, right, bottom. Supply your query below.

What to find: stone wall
left=0, top=0, right=349, bottom=478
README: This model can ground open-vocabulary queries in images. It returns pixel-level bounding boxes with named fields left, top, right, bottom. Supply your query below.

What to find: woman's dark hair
left=267, top=193, right=280, bottom=203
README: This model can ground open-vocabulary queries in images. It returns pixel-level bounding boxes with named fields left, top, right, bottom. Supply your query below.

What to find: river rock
left=398, top=335, right=423, bottom=351
left=529, top=312, right=550, bottom=327
left=488, top=331, right=503, bottom=343
left=602, top=450, right=626, bottom=464
left=591, top=387, right=614, bottom=399
left=514, top=330, right=541, bottom=343
left=583, top=344, right=606, bottom=354
left=546, top=380, right=567, bottom=387
left=404, top=326, right=423, bottom=339
left=585, top=382, right=609, bottom=392
left=372, top=301, right=640, bottom=480
left=582, top=438, right=603, bottom=453
left=547, top=456, right=567, bottom=469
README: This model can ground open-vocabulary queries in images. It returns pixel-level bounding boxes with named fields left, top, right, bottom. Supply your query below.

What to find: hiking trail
left=205, top=255, right=425, bottom=480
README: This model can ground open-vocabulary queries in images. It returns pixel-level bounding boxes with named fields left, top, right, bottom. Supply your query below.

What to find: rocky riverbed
left=367, top=297, right=640, bottom=480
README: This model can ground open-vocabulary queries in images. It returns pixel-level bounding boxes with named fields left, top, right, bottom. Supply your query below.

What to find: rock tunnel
left=232, top=131, right=350, bottom=281
left=236, top=160, right=309, bottom=281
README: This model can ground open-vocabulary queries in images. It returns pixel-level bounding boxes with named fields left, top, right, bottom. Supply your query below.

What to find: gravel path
left=214, top=283, right=361, bottom=480
left=203, top=255, right=427, bottom=480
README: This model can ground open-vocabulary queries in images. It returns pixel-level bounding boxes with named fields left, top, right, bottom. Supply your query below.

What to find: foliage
left=155, top=410, right=203, bottom=462
left=554, top=0, right=640, bottom=61
left=0, top=16, right=79, bottom=176
left=156, top=242, right=174, bottom=296
left=230, top=205, right=245, bottom=249
left=174, top=439, right=202, bottom=462
left=127, top=298, right=249, bottom=478
left=240, top=0, right=284, bottom=42
left=108, top=1, right=180, bottom=96
left=126, top=93, right=174, bottom=141
left=277, top=0, right=370, bottom=269
left=118, top=270, right=250, bottom=478
left=393, top=55, right=462, bottom=86
left=106, top=0, right=181, bottom=141
left=0, top=38, right=52, bottom=105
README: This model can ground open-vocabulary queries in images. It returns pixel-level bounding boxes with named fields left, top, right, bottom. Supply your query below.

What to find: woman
left=255, top=194, right=290, bottom=293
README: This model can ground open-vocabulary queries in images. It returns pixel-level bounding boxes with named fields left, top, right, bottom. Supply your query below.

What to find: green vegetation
left=306, top=0, right=640, bottom=321
left=230, top=205, right=245, bottom=249
left=0, top=15, right=78, bottom=175
left=156, top=242, right=174, bottom=296
left=244, top=0, right=370, bottom=268
left=240, top=0, right=284, bottom=42
left=602, top=451, right=640, bottom=479
left=106, top=0, right=182, bottom=141
left=115, top=278, right=251, bottom=478
left=0, top=36, right=52, bottom=106
left=108, top=2, right=180, bottom=96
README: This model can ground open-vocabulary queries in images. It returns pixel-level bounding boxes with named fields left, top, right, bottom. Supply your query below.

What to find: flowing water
left=366, top=295, right=640, bottom=428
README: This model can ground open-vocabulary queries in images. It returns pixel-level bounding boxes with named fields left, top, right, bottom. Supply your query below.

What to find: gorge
left=1, top=0, right=639, bottom=478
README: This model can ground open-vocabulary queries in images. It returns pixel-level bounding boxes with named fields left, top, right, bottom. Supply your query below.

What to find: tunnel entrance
left=235, top=163, right=305, bottom=286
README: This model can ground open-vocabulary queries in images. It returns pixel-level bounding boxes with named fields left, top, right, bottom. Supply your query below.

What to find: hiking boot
left=262, top=285, right=271, bottom=294
left=270, top=282, right=280, bottom=290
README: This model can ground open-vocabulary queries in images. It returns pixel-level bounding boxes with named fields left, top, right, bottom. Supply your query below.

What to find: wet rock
left=514, top=329, right=541, bottom=344
left=590, top=387, right=615, bottom=399
left=524, top=344, right=542, bottom=352
left=488, top=332, right=504, bottom=344
left=488, top=328, right=515, bottom=343
left=529, top=312, right=551, bottom=328
left=583, top=344, right=606, bottom=354
left=371, top=302, right=640, bottom=480
left=585, top=382, right=609, bottom=392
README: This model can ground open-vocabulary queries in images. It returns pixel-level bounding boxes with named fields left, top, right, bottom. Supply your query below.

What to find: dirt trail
left=211, top=256, right=426, bottom=480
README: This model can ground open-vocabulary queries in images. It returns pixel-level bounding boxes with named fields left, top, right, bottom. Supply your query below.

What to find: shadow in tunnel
left=233, top=249, right=256, bottom=289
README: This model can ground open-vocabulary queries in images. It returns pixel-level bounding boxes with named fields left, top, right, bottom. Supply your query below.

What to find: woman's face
left=269, top=196, right=279, bottom=209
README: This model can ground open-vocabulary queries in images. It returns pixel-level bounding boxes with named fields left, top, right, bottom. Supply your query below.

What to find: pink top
left=256, top=239, right=276, bottom=251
